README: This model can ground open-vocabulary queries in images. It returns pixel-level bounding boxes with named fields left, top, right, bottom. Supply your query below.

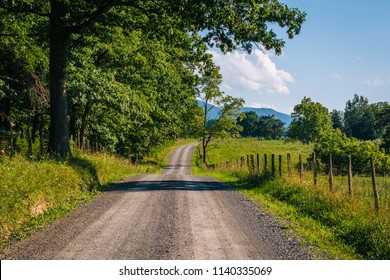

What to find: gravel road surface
left=4, top=143, right=312, bottom=260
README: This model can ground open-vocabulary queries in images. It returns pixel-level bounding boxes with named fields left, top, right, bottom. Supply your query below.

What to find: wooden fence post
left=256, top=154, right=261, bottom=173
left=271, top=154, right=275, bottom=177
left=329, top=153, right=334, bottom=192
left=348, top=156, right=353, bottom=198
left=250, top=154, right=255, bottom=172
left=370, top=157, right=380, bottom=213
left=278, top=155, right=282, bottom=177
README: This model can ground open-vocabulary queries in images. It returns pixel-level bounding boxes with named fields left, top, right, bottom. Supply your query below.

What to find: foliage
left=330, top=109, right=344, bottom=132
left=287, top=97, right=333, bottom=144
left=344, top=94, right=382, bottom=141
left=377, top=102, right=390, bottom=152
left=313, top=129, right=390, bottom=173
left=238, top=111, right=285, bottom=139
left=195, top=55, right=244, bottom=163
left=0, top=149, right=158, bottom=249
left=195, top=138, right=390, bottom=259
left=0, top=0, right=306, bottom=156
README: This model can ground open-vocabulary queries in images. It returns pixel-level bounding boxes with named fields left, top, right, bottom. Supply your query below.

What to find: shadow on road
left=105, top=180, right=231, bottom=192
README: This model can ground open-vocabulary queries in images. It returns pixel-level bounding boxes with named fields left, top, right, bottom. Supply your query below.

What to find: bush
left=314, top=129, right=390, bottom=173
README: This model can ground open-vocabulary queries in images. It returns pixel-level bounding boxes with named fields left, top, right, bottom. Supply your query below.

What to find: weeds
left=0, top=148, right=159, bottom=251
left=194, top=139, right=390, bottom=259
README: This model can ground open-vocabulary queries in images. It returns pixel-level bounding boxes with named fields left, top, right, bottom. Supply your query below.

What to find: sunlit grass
left=194, top=138, right=390, bottom=259
left=0, top=145, right=166, bottom=250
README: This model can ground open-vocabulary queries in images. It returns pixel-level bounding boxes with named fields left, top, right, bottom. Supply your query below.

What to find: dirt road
left=4, top=143, right=311, bottom=260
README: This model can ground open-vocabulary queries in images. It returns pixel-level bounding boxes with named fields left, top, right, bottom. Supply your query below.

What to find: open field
left=194, top=138, right=390, bottom=259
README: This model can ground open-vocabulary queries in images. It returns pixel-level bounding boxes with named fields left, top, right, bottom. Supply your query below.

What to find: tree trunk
left=48, top=0, right=71, bottom=157
left=79, top=99, right=92, bottom=149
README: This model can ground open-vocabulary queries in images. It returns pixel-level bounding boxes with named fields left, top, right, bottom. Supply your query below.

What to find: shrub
left=314, top=129, right=390, bottom=173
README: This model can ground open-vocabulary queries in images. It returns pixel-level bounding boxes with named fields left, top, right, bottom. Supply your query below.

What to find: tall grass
left=0, top=138, right=194, bottom=250
left=0, top=148, right=159, bottom=250
left=194, top=138, right=390, bottom=259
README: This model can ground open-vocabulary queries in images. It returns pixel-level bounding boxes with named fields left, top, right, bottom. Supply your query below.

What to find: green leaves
left=1, top=0, right=306, bottom=158
left=238, top=112, right=285, bottom=139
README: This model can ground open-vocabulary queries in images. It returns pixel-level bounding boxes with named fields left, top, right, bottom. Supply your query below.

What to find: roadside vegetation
left=0, top=139, right=191, bottom=252
left=194, top=138, right=390, bottom=259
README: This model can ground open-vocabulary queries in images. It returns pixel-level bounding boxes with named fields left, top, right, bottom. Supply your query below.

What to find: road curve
left=4, top=143, right=311, bottom=260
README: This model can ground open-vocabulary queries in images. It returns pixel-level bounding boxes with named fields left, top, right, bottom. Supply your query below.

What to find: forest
left=0, top=0, right=305, bottom=161
left=2, top=1, right=389, bottom=169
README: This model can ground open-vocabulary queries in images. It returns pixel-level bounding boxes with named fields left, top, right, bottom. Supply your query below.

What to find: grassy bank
left=0, top=139, right=193, bottom=251
left=194, top=138, right=390, bottom=259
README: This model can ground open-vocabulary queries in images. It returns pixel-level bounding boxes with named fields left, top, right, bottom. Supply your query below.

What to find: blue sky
left=210, top=0, right=390, bottom=114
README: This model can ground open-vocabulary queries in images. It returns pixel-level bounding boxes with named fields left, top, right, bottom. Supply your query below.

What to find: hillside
left=197, top=100, right=292, bottom=126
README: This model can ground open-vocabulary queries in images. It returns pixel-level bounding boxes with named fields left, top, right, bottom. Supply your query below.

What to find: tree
left=237, top=111, right=260, bottom=137
left=258, top=115, right=285, bottom=139
left=344, top=94, right=380, bottom=140
left=238, top=112, right=285, bottom=139
left=196, top=55, right=243, bottom=164
left=287, top=97, right=332, bottom=143
left=1, top=0, right=306, bottom=157
left=377, top=102, right=390, bottom=153
left=0, top=9, right=49, bottom=156
left=330, top=109, right=344, bottom=132
left=66, top=26, right=204, bottom=159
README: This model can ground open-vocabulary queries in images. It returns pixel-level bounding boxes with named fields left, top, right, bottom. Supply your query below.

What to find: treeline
left=287, top=96, right=390, bottom=172
left=237, top=111, right=285, bottom=140
left=0, top=1, right=305, bottom=160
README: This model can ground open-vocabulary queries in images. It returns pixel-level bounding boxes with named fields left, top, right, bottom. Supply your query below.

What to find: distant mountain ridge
left=197, top=100, right=292, bottom=126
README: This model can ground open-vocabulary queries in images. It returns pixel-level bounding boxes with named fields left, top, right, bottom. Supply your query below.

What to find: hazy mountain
left=197, top=100, right=292, bottom=126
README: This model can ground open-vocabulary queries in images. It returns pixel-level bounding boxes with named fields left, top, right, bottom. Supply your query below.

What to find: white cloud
left=331, top=73, right=342, bottom=81
left=365, top=78, right=390, bottom=87
left=249, top=102, right=278, bottom=110
left=209, top=50, right=294, bottom=95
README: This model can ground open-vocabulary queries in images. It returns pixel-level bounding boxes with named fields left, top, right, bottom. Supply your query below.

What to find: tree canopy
left=287, top=97, right=332, bottom=144
left=1, top=0, right=306, bottom=158
left=237, top=111, right=285, bottom=139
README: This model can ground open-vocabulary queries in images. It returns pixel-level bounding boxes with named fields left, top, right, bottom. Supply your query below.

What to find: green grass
left=199, top=138, right=313, bottom=166
left=0, top=139, right=194, bottom=251
left=194, top=138, right=390, bottom=259
left=0, top=138, right=193, bottom=251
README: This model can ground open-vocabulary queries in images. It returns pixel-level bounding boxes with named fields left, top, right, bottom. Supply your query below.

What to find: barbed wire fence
left=207, top=151, right=388, bottom=214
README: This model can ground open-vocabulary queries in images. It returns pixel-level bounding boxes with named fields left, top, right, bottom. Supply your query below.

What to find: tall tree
left=237, top=111, right=260, bottom=137
left=287, top=97, right=332, bottom=144
left=258, top=115, right=285, bottom=139
left=238, top=112, right=285, bottom=139
left=376, top=102, right=390, bottom=152
left=330, top=109, right=344, bottom=132
left=196, top=55, right=243, bottom=163
left=344, top=94, right=379, bottom=140
left=1, top=0, right=305, bottom=156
